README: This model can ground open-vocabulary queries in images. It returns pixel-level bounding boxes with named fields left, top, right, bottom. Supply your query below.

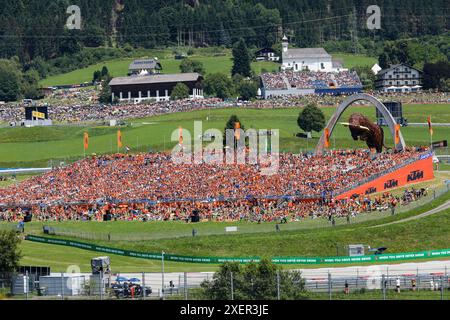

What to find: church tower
left=282, top=34, right=289, bottom=53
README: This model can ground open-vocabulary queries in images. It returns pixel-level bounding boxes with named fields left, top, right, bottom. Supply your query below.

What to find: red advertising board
left=337, top=154, right=434, bottom=199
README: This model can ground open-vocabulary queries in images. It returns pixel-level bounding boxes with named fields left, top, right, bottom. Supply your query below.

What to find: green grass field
left=39, top=52, right=376, bottom=87
left=39, top=55, right=279, bottom=87
left=3, top=190, right=448, bottom=272
left=332, top=53, right=378, bottom=69
left=0, top=104, right=448, bottom=168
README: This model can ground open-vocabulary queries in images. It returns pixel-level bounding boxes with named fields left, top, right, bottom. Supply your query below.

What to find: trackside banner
left=25, top=235, right=259, bottom=264
left=337, top=154, right=434, bottom=199
left=25, top=235, right=450, bottom=265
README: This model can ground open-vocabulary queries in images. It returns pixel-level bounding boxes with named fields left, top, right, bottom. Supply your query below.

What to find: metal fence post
left=441, top=276, right=444, bottom=301
left=100, top=270, right=103, bottom=300
left=276, top=270, right=281, bottom=301
left=142, top=272, right=146, bottom=299
left=356, top=269, right=359, bottom=289
left=184, top=272, right=188, bottom=300
left=161, top=251, right=165, bottom=300
left=230, top=271, right=234, bottom=301
left=386, top=267, right=389, bottom=289
left=417, top=267, right=420, bottom=292
left=328, top=272, right=332, bottom=301
left=61, top=272, right=64, bottom=300
left=382, top=274, right=386, bottom=300
left=25, top=271, right=29, bottom=300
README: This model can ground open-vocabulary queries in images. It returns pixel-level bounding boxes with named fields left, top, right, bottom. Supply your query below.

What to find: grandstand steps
left=282, top=75, right=291, bottom=89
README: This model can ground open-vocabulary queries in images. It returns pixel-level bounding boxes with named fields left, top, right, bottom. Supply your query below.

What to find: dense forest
left=0, top=0, right=449, bottom=62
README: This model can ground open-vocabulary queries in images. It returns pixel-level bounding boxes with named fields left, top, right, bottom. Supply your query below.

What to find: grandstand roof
left=109, top=73, right=202, bottom=86
left=129, top=59, right=162, bottom=71
left=283, top=48, right=331, bottom=59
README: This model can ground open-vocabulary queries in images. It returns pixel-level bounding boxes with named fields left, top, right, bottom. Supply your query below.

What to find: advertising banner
left=337, top=155, right=434, bottom=199
left=25, top=235, right=450, bottom=265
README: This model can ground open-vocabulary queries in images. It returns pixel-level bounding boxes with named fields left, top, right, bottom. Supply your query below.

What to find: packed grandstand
left=1, top=91, right=449, bottom=124
left=260, top=71, right=363, bottom=90
left=0, top=147, right=431, bottom=222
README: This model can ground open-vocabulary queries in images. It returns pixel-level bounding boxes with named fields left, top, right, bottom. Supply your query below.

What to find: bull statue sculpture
left=341, top=113, right=386, bottom=153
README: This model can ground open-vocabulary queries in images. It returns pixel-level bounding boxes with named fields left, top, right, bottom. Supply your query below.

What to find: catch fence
left=2, top=265, right=450, bottom=300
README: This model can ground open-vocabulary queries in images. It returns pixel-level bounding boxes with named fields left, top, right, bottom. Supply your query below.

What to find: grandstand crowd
left=0, top=98, right=223, bottom=123
left=1, top=91, right=448, bottom=125
left=261, top=71, right=362, bottom=90
left=0, top=148, right=429, bottom=223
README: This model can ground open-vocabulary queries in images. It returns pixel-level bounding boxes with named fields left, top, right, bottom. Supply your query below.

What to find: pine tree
left=98, top=75, right=113, bottom=104
left=170, top=83, right=190, bottom=100
left=232, top=39, right=252, bottom=77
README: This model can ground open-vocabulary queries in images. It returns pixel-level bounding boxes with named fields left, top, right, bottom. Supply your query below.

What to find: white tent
left=371, top=63, right=382, bottom=75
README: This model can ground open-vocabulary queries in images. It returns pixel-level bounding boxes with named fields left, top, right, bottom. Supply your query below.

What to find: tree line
left=0, top=0, right=448, bottom=63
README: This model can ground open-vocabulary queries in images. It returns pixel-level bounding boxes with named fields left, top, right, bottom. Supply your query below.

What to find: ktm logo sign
left=384, top=179, right=398, bottom=190
left=407, top=170, right=424, bottom=182
left=365, top=187, right=377, bottom=195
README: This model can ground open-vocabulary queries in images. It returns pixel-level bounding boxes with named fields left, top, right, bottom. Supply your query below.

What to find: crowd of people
left=0, top=148, right=429, bottom=223
left=44, top=87, right=98, bottom=106
left=1, top=90, right=448, bottom=125
left=0, top=98, right=224, bottom=124
left=0, top=186, right=429, bottom=224
left=261, top=71, right=362, bottom=90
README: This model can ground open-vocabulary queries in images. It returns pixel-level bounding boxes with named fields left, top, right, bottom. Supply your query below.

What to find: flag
left=179, top=127, right=183, bottom=146
left=427, top=116, right=433, bottom=136
left=234, top=122, right=241, bottom=141
left=83, top=132, right=89, bottom=150
left=395, top=124, right=401, bottom=145
left=117, top=130, right=123, bottom=149
left=324, top=128, right=330, bottom=148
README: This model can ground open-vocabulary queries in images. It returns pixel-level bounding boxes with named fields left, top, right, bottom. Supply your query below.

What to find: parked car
left=111, top=282, right=152, bottom=299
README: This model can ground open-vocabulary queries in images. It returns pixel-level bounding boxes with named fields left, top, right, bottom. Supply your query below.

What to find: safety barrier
left=25, top=235, right=450, bottom=265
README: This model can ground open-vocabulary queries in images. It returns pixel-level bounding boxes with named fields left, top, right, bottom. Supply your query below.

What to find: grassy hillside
left=39, top=52, right=377, bottom=87
left=0, top=104, right=448, bottom=168
left=332, top=53, right=378, bottom=69
left=39, top=55, right=279, bottom=87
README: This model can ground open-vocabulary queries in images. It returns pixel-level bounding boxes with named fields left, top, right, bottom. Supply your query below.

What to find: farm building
left=128, top=59, right=163, bottom=76
left=255, top=48, right=280, bottom=62
left=375, top=63, right=423, bottom=93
